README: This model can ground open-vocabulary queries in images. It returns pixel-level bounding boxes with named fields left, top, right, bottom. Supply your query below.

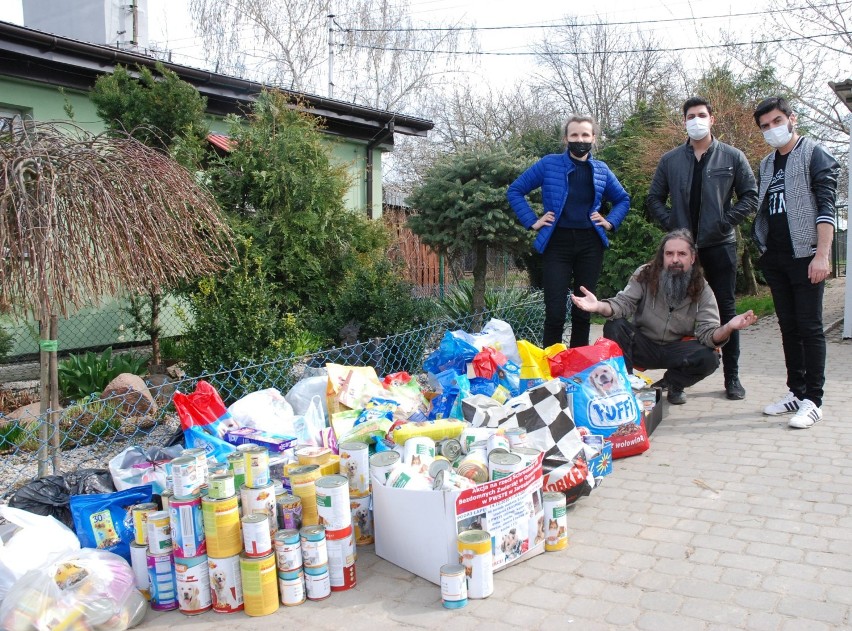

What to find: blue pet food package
left=552, top=338, right=649, bottom=459
left=70, top=484, right=153, bottom=562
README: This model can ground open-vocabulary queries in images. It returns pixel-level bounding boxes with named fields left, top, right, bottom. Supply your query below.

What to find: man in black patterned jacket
left=753, top=96, right=840, bottom=430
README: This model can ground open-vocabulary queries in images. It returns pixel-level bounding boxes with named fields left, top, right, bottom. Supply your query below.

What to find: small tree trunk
left=737, top=228, right=758, bottom=295
left=471, top=241, right=488, bottom=332
left=49, top=315, right=60, bottom=473
left=149, top=290, right=162, bottom=367
left=37, top=315, right=50, bottom=478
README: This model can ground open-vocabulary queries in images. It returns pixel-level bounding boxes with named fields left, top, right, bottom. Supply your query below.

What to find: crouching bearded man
left=571, top=229, right=758, bottom=405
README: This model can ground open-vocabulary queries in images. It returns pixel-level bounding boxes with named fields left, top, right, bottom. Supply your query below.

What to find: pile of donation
left=0, top=319, right=661, bottom=627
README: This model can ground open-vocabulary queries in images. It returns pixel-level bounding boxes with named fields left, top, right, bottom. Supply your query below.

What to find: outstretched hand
left=571, top=286, right=599, bottom=313
left=728, top=310, right=757, bottom=331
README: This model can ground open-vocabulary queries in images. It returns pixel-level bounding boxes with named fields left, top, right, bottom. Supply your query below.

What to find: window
left=0, top=105, right=27, bottom=133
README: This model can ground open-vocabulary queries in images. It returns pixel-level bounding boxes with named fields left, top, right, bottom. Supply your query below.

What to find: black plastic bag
left=8, top=468, right=115, bottom=528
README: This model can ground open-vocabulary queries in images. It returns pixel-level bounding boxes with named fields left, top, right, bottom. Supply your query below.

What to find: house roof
left=829, top=79, right=852, bottom=113
left=0, top=20, right=434, bottom=144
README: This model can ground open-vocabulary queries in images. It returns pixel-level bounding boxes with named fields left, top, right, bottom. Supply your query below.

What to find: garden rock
left=2, top=402, right=57, bottom=425
left=101, top=373, right=158, bottom=416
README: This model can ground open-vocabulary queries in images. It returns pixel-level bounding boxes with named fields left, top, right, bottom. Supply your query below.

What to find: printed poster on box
left=373, top=454, right=545, bottom=584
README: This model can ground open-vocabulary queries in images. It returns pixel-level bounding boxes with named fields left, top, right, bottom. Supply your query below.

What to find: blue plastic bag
left=70, top=485, right=153, bottom=562
left=423, top=331, right=479, bottom=376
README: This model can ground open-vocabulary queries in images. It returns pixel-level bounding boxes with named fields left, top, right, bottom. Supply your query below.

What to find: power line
left=339, top=31, right=851, bottom=56
left=339, top=0, right=851, bottom=33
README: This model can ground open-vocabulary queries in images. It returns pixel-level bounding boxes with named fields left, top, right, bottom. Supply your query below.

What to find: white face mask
left=763, top=122, right=793, bottom=148
left=685, top=117, right=710, bottom=141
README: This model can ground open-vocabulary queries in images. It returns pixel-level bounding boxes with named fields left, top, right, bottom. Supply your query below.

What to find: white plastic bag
left=107, top=445, right=183, bottom=494
left=228, top=388, right=295, bottom=435
left=470, top=318, right=521, bottom=365
left=285, top=376, right=330, bottom=417
left=291, top=396, right=327, bottom=446
left=0, top=506, right=81, bottom=604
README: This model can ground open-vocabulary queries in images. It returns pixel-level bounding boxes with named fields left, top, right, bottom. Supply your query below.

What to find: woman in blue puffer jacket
left=507, top=114, right=631, bottom=347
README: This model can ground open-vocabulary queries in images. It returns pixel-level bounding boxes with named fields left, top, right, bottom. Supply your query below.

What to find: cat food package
left=70, top=485, right=153, bottom=562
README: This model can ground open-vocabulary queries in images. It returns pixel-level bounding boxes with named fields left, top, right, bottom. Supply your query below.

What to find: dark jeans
left=759, top=250, right=826, bottom=407
left=698, top=243, right=739, bottom=380
left=603, top=318, right=720, bottom=390
left=541, top=228, right=604, bottom=348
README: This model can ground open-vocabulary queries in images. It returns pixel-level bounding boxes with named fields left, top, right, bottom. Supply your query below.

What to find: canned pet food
left=300, top=525, right=328, bottom=568
left=208, top=472, right=236, bottom=500
left=240, top=481, right=277, bottom=532
left=132, top=502, right=158, bottom=546
left=146, top=510, right=173, bottom=555
left=243, top=445, right=270, bottom=488
left=350, top=493, right=374, bottom=546
left=488, top=451, right=523, bottom=480
left=440, top=563, right=468, bottom=609
left=338, top=441, right=371, bottom=496
left=201, top=495, right=242, bottom=558
left=315, top=474, right=351, bottom=531
left=486, top=433, right=510, bottom=456
left=274, top=529, right=303, bottom=572
left=468, top=440, right=489, bottom=460
left=170, top=494, right=206, bottom=558
left=304, top=563, right=331, bottom=601
left=403, top=436, right=435, bottom=468
left=289, top=464, right=321, bottom=527
left=175, top=554, right=212, bottom=615
left=511, top=447, right=541, bottom=468
left=543, top=492, right=568, bottom=551
left=456, top=453, right=489, bottom=484
left=207, top=554, right=244, bottom=613
left=278, top=568, right=306, bottom=606
left=504, top=427, right=527, bottom=449
left=182, top=447, right=210, bottom=486
left=436, top=438, right=462, bottom=461
left=433, top=469, right=476, bottom=491
left=159, top=488, right=173, bottom=513
left=129, top=542, right=150, bottom=598
left=460, top=427, right=490, bottom=453
left=227, top=452, right=246, bottom=489
left=239, top=552, right=279, bottom=617
left=457, top=530, right=493, bottom=599
left=369, top=451, right=400, bottom=485
left=386, top=464, right=433, bottom=490
left=147, top=551, right=178, bottom=611
left=327, top=525, right=356, bottom=591
left=428, top=457, right=452, bottom=478
left=276, top=493, right=303, bottom=531
left=171, top=456, right=200, bottom=499
left=242, top=513, right=273, bottom=557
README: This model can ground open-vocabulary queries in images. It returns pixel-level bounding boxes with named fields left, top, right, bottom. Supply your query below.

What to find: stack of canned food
left=338, top=442, right=374, bottom=547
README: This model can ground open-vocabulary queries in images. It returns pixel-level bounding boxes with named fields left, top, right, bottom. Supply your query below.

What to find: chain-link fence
left=0, top=293, right=545, bottom=496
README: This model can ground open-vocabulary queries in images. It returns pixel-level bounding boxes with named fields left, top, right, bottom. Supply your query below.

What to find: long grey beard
left=661, top=267, right=693, bottom=306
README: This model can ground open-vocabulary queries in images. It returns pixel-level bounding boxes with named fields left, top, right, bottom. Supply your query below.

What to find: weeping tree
left=0, top=121, right=234, bottom=476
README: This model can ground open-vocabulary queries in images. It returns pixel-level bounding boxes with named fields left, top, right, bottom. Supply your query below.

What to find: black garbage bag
left=8, top=468, right=115, bottom=529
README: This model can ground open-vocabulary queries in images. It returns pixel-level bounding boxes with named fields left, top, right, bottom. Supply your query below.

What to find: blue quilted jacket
left=507, top=152, right=631, bottom=254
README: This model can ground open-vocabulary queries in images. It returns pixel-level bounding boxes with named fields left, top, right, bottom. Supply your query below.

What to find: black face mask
left=567, top=141, right=592, bottom=158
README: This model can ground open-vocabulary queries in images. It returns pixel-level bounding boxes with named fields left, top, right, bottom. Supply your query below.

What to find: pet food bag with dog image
left=550, top=338, right=649, bottom=459
left=70, top=485, right=153, bottom=563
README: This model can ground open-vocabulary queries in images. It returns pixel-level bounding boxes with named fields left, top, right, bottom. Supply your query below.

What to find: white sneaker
left=788, top=399, right=823, bottom=429
left=763, top=392, right=801, bottom=416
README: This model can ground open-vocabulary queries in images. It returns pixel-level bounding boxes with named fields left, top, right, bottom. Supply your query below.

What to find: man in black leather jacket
left=647, top=96, right=758, bottom=401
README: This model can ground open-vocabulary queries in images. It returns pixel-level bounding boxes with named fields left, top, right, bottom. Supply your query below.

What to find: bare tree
left=533, top=19, right=676, bottom=133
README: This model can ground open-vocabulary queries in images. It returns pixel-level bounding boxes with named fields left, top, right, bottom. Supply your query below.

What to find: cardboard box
left=643, top=387, right=665, bottom=436
left=223, top=428, right=297, bottom=452
left=587, top=441, right=613, bottom=478
left=373, top=454, right=545, bottom=585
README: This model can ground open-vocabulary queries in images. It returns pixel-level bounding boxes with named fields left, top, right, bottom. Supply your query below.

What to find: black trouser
left=699, top=242, right=739, bottom=380
left=759, top=250, right=826, bottom=407
left=541, top=228, right=604, bottom=348
left=603, top=318, right=720, bottom=390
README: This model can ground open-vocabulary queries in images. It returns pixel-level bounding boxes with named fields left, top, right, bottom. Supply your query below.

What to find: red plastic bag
left=173, top=381, right=239, bottom=461
left=547, top=337, right=624, bottom=378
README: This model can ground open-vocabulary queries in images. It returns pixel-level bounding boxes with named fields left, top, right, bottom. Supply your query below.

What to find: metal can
left=240, top=481, right=277, bottom=535
left=369, top=451, right=400, bottom=485
left=460, top=427, right=490, bottom=454
left=208, top=461, right=230, bottom=477
left=486, top=433, right=510, bottom=456
left=504, top=427, right=527, bottom=449
left=278, top=568, right=306, bottom=606
left=327, top=524, right=356, bottom=592
left=511, top=447, right=541, bottom=468
left=315, top=474, right=351, bottom=531
left=129, top=542, right=150, bottom=598
left=350, top=493, right=374, bottom=546
left=243, top=445, right=270, bottom=488
left=182, top=447, right=210, bottom=486
left=488, top=451, right=524, bottom=480
left=290, top=464, right=321, bottom=527
left=468, top=440, right=489, bottom=460
left=440, top=563, right=468, bottom=609
left=170, top=494, right=206, bottom=559
left=208, top=554, right=244, bottom=613
left=147, top=551, right=178, bottom=611
left=159, top=488, right=173, bottom=513
left=543, top=492, right=568, bottom=551
left=175, top=554, right=212, bottom=615
left=436, top=438, right=463, bottom=461
left=300, top=525, right=328, bottom=568
left=273, top=529, right=303, bottom=572
left=146, top=510, right=173, bottom=555
left=428, top=457, right=452, bottom=479
left=242, top=514, right=273, bottom=557
left=403, top=436, right=435, bottom=468
left=338, top=441, right=371, bottom=496
left=456, top=453, right=489, bottom=484
left=208, top=472, right=236, bottom=500
left=433, top=469, right=476, bottom=491
left=171, top=455, right=200, bottom=499
left=239, top=552, right=279, bottom=616
left=227, top=452, right=246, bottom=490
left=304, top=564, right=331, bottom=601
left=201, top=495, right=242, bottom=559
left=386, top=464, right=433, bottom=490
left=276, top=493, right=303, bottom=531
left=458, top=530, right=493, bottom=599
left=131, top=502, right=158, bottom=546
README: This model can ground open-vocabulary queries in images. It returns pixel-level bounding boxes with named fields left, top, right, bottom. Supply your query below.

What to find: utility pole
left=327, top=14, right=335, bottom=99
